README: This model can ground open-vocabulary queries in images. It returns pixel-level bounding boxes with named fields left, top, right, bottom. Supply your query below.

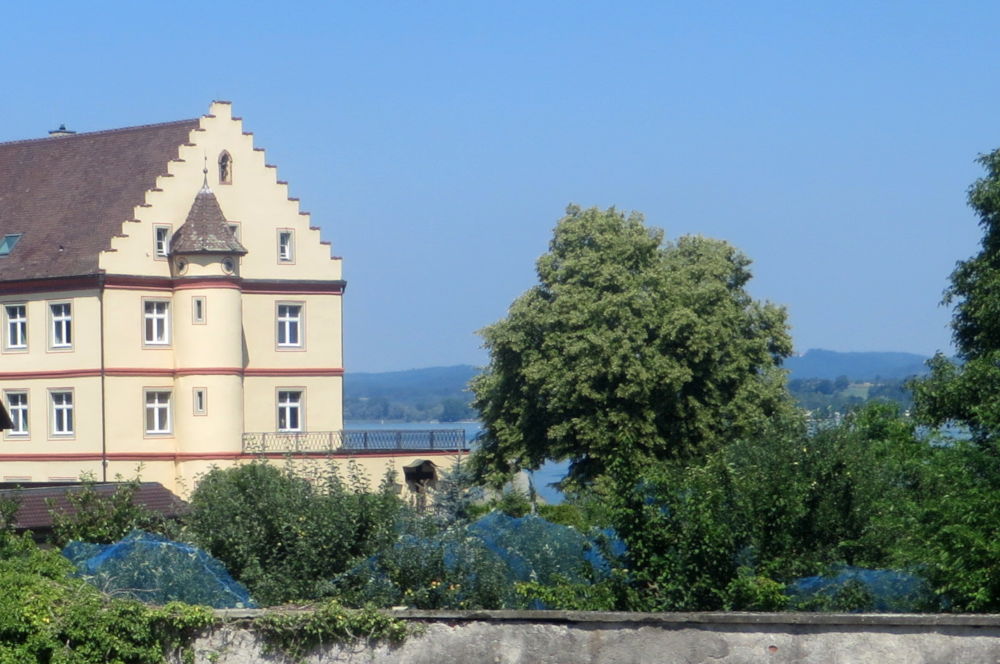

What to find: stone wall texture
left=182, top=610, right=1000, bottom=664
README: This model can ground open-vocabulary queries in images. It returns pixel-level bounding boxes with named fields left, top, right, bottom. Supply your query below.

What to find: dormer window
left=219, top=151, right=232, bottom=185
left=0, top=234, right=22, bottom=256
left=154, top=226, right=170, bottom=258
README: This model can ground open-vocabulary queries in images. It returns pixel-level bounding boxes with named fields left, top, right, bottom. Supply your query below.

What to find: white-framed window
left=227, top=223, right=241, bottom=241
left=192, top=296, right=206, bottom=324
left=277, top=230, right=294, bottom=263
left=145, top=390, right=172, bottom=434
left=50, top=390, right=73, bottom=436
left=5, top=304, right=27, bottom=350
left=193, top=387, right=207, bottom=416
left=49, top=302, right=72, bottom=349
left=276, top=303, right=302, bottom=348
left=6, top=391, right=28, bottom=436
left=154, top=225, right=170, bottom=259
left=277, top=390, right=302, bottom=432
left=144, top=300, right=170, bottom=345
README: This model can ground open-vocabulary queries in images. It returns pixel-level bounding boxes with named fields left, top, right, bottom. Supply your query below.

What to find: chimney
left=48, top=124, right=76, bottom=137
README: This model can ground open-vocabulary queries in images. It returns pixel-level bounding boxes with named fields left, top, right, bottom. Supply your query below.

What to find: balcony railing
left=242, top=429, right=470, bottom=455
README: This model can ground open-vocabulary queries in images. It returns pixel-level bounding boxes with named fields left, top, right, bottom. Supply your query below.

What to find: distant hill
left=784, top=349, right=930, bottom=381
left=345, top=351, right=935, bottom=421
left=344, top=365, right=479, bottom=421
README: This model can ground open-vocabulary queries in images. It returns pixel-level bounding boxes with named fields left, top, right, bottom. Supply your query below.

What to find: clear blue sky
left=3, top=2, right=995, bottom=372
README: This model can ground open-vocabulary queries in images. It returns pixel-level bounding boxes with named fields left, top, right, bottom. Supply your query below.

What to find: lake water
left=345, top=420, right=568, bottom=504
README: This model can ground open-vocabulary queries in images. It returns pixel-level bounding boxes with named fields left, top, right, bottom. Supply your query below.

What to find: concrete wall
left=182, top=610, right=1000, bottom=664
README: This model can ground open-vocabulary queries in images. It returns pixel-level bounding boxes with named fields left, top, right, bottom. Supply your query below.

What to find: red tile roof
left=0, top=119, right=200, bottom=280
left=0, top=482, right=188, bottom=534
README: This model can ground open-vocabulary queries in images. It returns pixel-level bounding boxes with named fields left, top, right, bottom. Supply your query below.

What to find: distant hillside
left=784, top=349, right=930, bottom=381
left=345, top=351, right=936, bottom=421
left=344, top=365, right=479, bottom=422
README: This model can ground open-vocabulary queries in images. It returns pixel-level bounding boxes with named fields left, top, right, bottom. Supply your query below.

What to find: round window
left=222, top=257, right=235, bottom=274
left=175, top=258, right=188, bottom=275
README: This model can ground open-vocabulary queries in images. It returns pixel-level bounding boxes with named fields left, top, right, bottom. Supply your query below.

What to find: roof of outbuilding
left=0, top=482, right=188, bottom=534
left=0, top=119, right=200, bottom=280
left=170, top=185, right=247, bottom=255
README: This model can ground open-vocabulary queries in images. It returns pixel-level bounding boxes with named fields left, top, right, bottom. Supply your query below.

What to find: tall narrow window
left=50, top=303, right=72, bottom=349
left=192, top=297, right=206, bottom=324
left=51, top=391, right=73, bottom=436
left=5, top=304, right=26, bottom=350
left=6, top=392, right=27, bottom=436
left=145, top=390, right=172, bottom=434
left=218, top=151, right=232, bottom=184
left=144, top=300, right=170, bottom=345
left=277, top=230, right=294, bottom=263
left=277, top=390, right=302, bottom=432
left=193, top=388, right=207, bottom=415
left=154, top=226, right=170, bottom=258
left=276, top=304, right=302, bottom=348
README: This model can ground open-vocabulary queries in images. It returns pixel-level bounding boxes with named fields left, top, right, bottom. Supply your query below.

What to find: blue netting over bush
left=331, top=512, right=626, bottom=609
left=62, top=530, right=255, bottom=608
left=468, top=512, right=622, bottom=584
left=787, top=566, right=935, bottom=612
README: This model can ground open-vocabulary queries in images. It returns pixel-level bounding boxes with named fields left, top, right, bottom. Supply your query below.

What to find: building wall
left=0, top=102, right=356, bottom=495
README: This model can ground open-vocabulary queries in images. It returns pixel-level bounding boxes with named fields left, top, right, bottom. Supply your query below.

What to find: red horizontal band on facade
left=0, top=275, right=102, bottom=296
left=0, top=450, right=466, bottom=463
left=0, top=367, right=344, bottom=380
left=244, top=368, right=345, bottom=377
left=0, top=274, right=344, bottom=297
left=0, top=369, right=102, bottom=380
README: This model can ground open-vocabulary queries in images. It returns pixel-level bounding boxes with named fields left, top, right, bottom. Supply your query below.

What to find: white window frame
left=4, top=304, right=27, bottom=351
left=192, top=296, right=206, bottom=324
left=144, top=390, right=172, bottom=435
left=49, top=302, right=72, bottom=349
left=154, top=225, right=171, bottom=259
left=276, top=303, right=303, bottom=348
left=6, top=391, right=28, bottom=437
left=143, top=299, right=170, bottom=346
left=277, top=390, right=303, bottom=432
left=50, top=390, right=74, bottom=437
left=277, top=229, right=294, bottom=263
left=192, top=387, right=207, bottom=416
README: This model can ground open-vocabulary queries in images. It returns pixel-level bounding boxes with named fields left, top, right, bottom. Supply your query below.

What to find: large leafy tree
left=471, top=205, right=792, bottom=485
left=912, top=148, right=1000, bottom=443
left=906, top=148, right=1000, bottom=610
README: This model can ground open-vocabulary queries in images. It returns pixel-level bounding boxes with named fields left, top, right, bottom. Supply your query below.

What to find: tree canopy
left=471, top=205, right=793, bottom=484
left=913, top=148, right=1000, bottom=444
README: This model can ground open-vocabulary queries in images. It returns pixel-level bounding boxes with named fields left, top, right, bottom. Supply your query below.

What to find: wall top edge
left=212, top=608, right=1000, bottom=628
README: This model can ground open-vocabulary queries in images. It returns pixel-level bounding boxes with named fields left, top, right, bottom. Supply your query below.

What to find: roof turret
left=170, top=185, right=247, bottom=255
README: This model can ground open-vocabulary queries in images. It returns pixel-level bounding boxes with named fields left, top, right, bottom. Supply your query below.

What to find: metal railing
left=242, top=429, right=469, bottom=454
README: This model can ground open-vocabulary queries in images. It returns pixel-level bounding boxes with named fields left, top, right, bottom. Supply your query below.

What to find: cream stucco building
left=0, top=102, right=462, bottom=495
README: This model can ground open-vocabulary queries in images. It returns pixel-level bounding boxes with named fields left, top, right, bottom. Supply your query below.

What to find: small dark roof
left=170, top=186, right=247, bottom=255
left=0, top=482, right=188, bottom=534
left=0, top=119, right=200, bottom=280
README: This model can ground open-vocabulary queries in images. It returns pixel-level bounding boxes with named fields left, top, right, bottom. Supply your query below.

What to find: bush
left=187, top=460, right=404, bottom=605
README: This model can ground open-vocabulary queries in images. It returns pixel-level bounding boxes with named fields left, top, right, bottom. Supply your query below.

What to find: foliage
left=64, top=530, right=254, bottom=608
left=47, top=473, right=176, bottom=548
left=597, top=403, right=928, bottom=611
left=890, top=439, right=1000, bottom=611
left=471, top=205, right=793, bottom=485
left=787, top=567, right=935, bottom=612
left=187, top=460, right=404, bottom=605
left=330, top=518, right=513, bottom=609
left=253, top=600, right=408, bottom=663
left=0, top=532, right=214, bottom=664
left=912, top=148, right=1000, bottom=444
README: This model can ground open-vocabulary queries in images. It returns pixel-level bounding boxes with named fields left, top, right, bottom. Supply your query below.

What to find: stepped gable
left=0, top=119, right=200, bottom=280
left=170, top=184, right=247, bottom=255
